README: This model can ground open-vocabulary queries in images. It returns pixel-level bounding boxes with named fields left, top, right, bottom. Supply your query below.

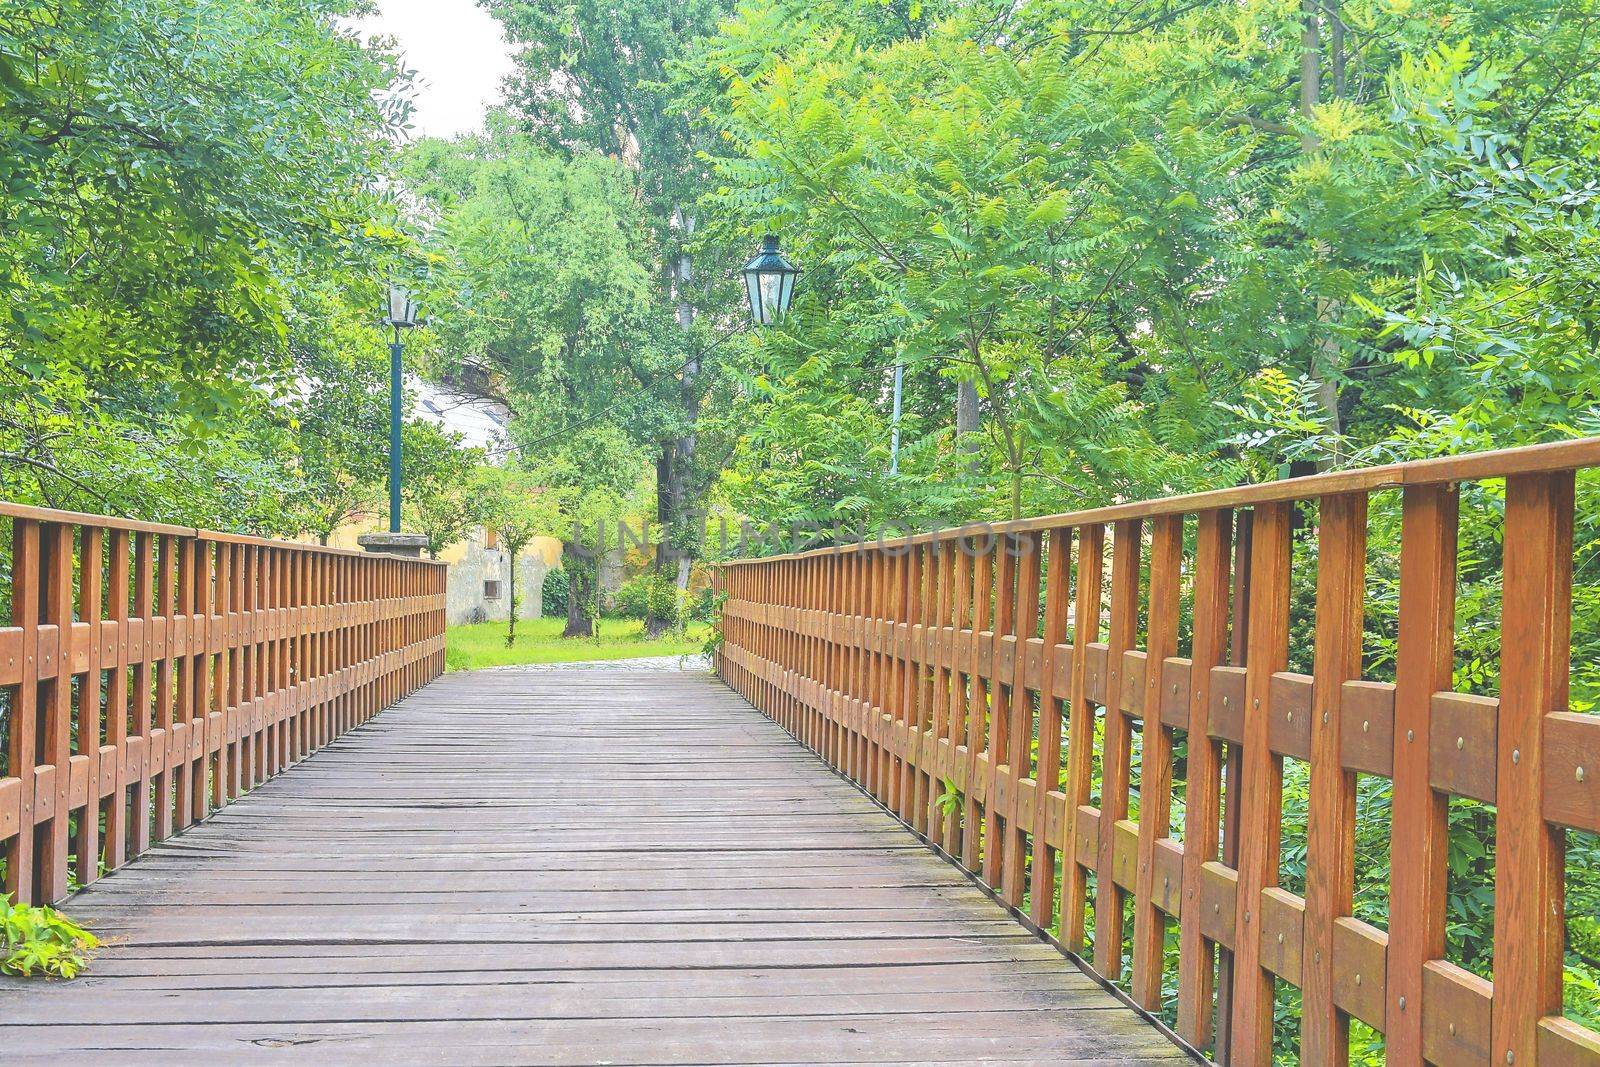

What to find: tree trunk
left=504, top=548, right=519, bottom=648
left=1301, top=0, right=1345, bottom=467
left=648, top=228, right=701, bottom=637
left=956, top=379, right=980, bottom=438
left=646, top=442, right=678, bottom=637
left=562, top=541, right=595, bottom=638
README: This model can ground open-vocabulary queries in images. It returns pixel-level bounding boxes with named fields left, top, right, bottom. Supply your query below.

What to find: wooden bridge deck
left=0, top=667, right=1185, bottom=1065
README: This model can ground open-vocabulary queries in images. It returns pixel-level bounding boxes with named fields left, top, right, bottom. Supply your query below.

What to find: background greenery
left=443, top=617, right=710, bottom=671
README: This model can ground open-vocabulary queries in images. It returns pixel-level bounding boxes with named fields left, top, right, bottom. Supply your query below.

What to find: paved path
left=0, top=668, right=1186, bottom=1065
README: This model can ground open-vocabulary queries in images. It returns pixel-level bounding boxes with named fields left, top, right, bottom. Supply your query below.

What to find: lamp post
left=741, top=235, right=801, bottom=326
left=890, top=360, right=904, bottom=475
left=382, top=285, right=421, bottom=534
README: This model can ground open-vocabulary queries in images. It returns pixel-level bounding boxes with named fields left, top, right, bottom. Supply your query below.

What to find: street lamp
left=382, top=285, right=422, bottom=533
left=741, top=235, right=801, bottom=326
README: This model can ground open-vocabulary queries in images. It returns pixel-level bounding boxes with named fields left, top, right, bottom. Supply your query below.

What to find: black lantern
left=741, top=235, right=800, bottom=326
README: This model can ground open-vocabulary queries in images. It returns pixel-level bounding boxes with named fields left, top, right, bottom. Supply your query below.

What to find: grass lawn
left=444, top=616, right=713, bottom=671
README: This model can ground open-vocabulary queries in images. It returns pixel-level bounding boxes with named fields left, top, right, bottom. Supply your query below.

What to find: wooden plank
left=1131, top=513, right=1181, bottom=1010
left=1094, top=518, right=1141, bottom=982
left=5, top=520, right=41, bottom=905
left=1302, top=492, right=1366, bottom=1064
left=1000, top=532, right=1040, bottom=908
left=1492, top=471, right=1572, bottom=1067
left=103, top=528, right=131, bottom=871
left=1176, top=509, right=1231, bottom=1050
left=1387, top=483, right=1458, bottom=1062
left=130, top=531, right=154, bottom=860
left=38, top=521, right=74, bottom=901
left=712, top=438, right=1600, bottom=567
left=1029, top=527, right=1071, bottom=931
left=969, top=537, right=994, bottom=875
left=930, top=541, right=956, bottom=849
left=75, top=525, right=105, bottom=888
left=1061, top=524, right=1104, bottom=953
left=1226, top=500, right=1292, bottom=1065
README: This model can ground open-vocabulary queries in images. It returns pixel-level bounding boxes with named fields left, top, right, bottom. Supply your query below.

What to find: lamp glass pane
left=387, top=285, right=419, bottom=327
left=759, top=271, right=783, bottom=323
left=778, top=270, right=796, bottom=317
left=743, top=269, right=762, bottom=325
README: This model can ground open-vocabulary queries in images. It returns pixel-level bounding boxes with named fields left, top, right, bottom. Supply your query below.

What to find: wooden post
left=1387, top=484, right=1457, bottom=1062
left=1302, top=494, right=1366, bottom=1064
left=1227, top=501, right=1292, bottom=1065
left=1492, top=471, right=1572, bottom=1066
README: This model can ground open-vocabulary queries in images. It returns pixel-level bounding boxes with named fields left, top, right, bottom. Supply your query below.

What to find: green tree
left=488, top=0, right=743, bottom=615
left=283, top=284, right=393, bottom=543
left=406, top=133, right=661, bottom=635
left=401, top=423, right=490, bottom=558
left=478, top=465, right=559, bottom=648
left=0, top=0, right=412, bottom=527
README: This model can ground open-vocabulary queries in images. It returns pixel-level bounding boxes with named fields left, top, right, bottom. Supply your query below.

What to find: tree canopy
left=0, top=0, right=426, bottom=528
left=679, top=0, right=1600, bottom=533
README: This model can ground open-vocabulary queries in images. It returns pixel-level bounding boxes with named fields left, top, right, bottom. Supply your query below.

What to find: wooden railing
left=715, top=439, right=1600, bottom=1067
left=0, top=503, right=447, bottom=908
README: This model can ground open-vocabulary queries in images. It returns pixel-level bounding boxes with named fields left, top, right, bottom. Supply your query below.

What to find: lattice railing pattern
left=716, top=440, right=1600, bottom=1067
left=0, top=503, right=447, bottom=907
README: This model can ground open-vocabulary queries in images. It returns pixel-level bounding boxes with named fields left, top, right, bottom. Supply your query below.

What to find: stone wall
left=444, top=537, right=550, bottom=627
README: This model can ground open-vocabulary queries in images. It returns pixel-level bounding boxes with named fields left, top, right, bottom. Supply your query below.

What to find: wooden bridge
left=3, top=440, right=1600, bottom=1064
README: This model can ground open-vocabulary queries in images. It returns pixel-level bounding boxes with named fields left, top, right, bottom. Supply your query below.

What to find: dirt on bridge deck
left=0, top=667, right=1189, bottom=1065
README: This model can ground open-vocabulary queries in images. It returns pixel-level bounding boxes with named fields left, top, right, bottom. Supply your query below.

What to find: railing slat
left=1029, top=527, right=1071, bottom=932
left=1303, top=493, right=1367, bottom=1063
left=1132, top=513, right=1182, bottom=1010
left=1494, top=471, right=1574, bottom=1066
left=1388, top=483, right=1459, bottom=1062
left=1177, top=508, right=1233, bottom=1050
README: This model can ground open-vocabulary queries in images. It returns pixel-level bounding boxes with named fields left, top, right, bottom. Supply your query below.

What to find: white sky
left=347, top=0, right=517, bottom=140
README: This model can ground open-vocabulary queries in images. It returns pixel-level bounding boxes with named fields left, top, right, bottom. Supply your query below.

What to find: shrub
left=2, top=895, right=99, bottom=978
left=614, top=572, right=681, bottom=622
left=541, top=567, right=569, bottom=617
left=690, top=584, right=720, bottom=622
